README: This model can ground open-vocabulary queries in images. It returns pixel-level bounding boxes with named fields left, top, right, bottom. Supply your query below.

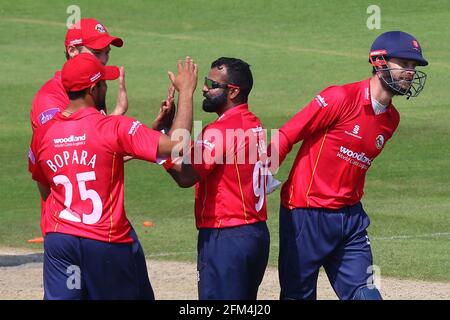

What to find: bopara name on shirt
left=46, top=149, right=97, bottom=173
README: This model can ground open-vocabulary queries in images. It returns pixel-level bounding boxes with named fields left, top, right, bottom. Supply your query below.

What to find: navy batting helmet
left=369, top=31, right=428, bottom=98
left=370, top=31, right=428, bottom=66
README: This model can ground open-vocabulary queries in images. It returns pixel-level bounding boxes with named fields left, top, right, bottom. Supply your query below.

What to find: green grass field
left=1, top=0, right=449, bottom=282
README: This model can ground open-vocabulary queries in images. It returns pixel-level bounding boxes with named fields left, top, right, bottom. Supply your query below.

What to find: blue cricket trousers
left=43, top=230, right=154, bottom=300
left=279, top=202, right=377, bottom=300
left=197, top=221, right=270, bottom=300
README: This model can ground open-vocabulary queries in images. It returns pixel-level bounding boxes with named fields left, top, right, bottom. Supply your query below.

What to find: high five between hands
left=153, top=56, right=198, bottom=133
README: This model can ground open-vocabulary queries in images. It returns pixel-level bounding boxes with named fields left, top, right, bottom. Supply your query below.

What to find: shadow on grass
left=0, top=253, right=43, bottom=267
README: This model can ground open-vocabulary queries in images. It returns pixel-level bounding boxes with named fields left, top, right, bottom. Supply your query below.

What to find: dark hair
left=211, top=57, right=253, bottom=102
left=67, top=88, right=88, bottom=100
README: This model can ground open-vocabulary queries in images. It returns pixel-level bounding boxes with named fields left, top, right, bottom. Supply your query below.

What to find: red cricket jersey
left=30, top=71, right=69, bottom=130
left=272, top=78, right=400, bottom=209
left=191, top=104, right=268, bottom=229
left=28, top=107, right=161, bottom=243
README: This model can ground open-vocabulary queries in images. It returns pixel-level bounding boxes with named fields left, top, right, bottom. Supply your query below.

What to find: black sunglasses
left=204, top=77, right=239, bottom=90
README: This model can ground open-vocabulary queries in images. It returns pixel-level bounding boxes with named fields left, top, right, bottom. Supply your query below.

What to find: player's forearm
left=37, top=182, right=50, bottom=201
left=268, top=129, right=292, bottom=171
left=109, top=107, right=125, bottom=116
left=169, top=90, right=193, bottom=135
left=111, top=66, right=128, bottom=116
left=167, top=162, right=200, bottom=188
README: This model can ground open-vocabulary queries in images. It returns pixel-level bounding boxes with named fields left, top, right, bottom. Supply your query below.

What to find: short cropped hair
left=211, top=57, right=253, bottom=102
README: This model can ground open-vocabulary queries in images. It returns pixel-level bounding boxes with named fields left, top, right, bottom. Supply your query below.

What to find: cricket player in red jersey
left=30, top=18, right=127, bottom=130
left=28, top=53, right=198, bottom=299
left=269, top=31, right=428, bottom=300
left=30, top=17, right=128, bottom=238
left=29, top=17, right=152, bottom=298
left=159, top=57, right=270, bottom=300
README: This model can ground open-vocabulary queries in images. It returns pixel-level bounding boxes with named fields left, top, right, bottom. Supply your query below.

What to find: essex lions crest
left=375, top=134, right=385, bottom=149
left=95, top=23, right=106, bottom=33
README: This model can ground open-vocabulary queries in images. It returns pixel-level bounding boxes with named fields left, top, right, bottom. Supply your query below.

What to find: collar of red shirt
left=361, top=77, right=394, bottom=110
left=216, top=103, right=248, bottom=122
left=361, top=78, right=372, bottom=106
left=55, top=106, right=100, bottom=121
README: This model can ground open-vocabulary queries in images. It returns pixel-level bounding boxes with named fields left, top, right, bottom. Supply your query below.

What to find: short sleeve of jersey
left=270, top=85, right=347, bottom=164
left=190, top=124, right=224, bottom=179
left=28, top=134, right=47, bottom=185
left=281, top=85, right=346, bottom=143
left=31, top=96, right=63, bottom=130
left=104, top=116, right=162, bottom=163
left=30, top=73, right=69, bottom=130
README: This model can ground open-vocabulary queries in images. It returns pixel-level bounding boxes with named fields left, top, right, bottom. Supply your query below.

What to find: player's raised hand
left=112, top=66, right=128, bottom=115
left=168, top=56, right=198, bottom=94
left=165, top=84, right=176, bottom=107
left=152, top=84, right=176, bottom=131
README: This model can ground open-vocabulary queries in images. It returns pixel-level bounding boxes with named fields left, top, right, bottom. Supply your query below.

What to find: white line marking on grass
left=147, top=251, right=196, bottom=257
left=1, top=18, right=201, bottom=41
left=2, top=18, right=360, bottom=58
left=2, top=18, right=65, bottom=27
left=5, top=17, right=450, bottom=68
left=373, top=232, right=450, bottom=241
left=150, top=232, right=450, bottom=257
left=268, top=232, right=450, bottom=249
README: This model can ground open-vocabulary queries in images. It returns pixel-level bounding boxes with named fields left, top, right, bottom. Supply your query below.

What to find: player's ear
left=89, top=84, right=97, bottom=96
left=229, top=87, right=240, bottom=100
left=66, top=45, right=80, bottom=59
